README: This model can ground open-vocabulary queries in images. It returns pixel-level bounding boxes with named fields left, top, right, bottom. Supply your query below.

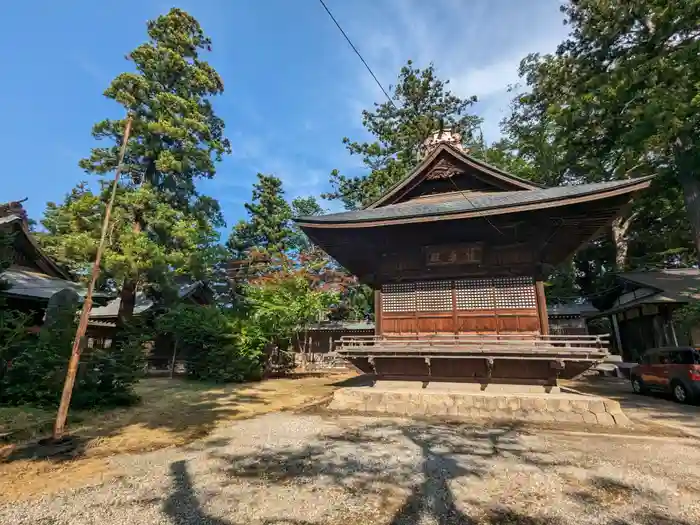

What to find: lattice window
left=455, top=278, right=493, bottom=309
left=416, top=280, right=452, bottom=311
left=381, top=282, right=416, bottom=312
left=493, top=276, right=536, bottom=309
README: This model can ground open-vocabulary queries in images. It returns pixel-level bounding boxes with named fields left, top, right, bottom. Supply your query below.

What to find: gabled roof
left=547, top=301, right=598, bottom=318
left=297, top=176, right=654, bottom=228
left=366, top=143, right=543, bottom=209
left=1, top=268, right=86, bottom=301
left=0, top=202, right=72, bottom=281
left=617, top=269, right=700, bottom=303
left=89, top=281, right=210, bottom=318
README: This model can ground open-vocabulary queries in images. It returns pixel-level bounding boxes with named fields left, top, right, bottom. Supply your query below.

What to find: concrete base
left=328, top=386, right=630, bottom=427
left=376, top=380, right=561, bottom=394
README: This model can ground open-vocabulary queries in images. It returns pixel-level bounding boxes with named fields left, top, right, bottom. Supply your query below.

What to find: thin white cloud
left=337, top=0, right=568, bottom=143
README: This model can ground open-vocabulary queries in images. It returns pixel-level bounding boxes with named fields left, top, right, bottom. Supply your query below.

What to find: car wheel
left=672, top=381, right=691, bottom=404
left=631, top=376, right=646, bottom=395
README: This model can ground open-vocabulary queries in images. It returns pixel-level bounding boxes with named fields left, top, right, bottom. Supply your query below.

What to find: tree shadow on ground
left=203, top=419, right=695, bottom=525
left=1, top=379, right=268, bottom=464
left=211, top=420, right=571, bottom=524
left=163, top=460, right=322, bottom=525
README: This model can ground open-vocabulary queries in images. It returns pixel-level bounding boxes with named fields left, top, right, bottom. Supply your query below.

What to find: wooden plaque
left=425, top=243, right=483, bottom=266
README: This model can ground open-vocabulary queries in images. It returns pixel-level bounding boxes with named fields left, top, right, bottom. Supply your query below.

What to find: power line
left=318, top=0, right=503, bottom=237
left=317, top=0, right=396, bottom=109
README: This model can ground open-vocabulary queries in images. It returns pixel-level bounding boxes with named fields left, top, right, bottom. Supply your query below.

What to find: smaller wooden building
left=87, top=281, right=214, bottom=350
left=547, top=302, right=598, bottom=336
left=0, top=201, right=99, bottom=327
left=589, top=269, right=700, bottom=361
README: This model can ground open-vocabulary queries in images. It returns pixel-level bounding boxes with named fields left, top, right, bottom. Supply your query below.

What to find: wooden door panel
left=417, top=314, right=454, bottom=333
left=380, top=277, right=543, bottom=335
left=456, top=314, right=498, bottom=333
left=382, top=315, right=417, bottom=334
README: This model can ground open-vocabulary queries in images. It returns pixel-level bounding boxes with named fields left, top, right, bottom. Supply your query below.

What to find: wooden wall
left=377, top=276, right=544, bottom=335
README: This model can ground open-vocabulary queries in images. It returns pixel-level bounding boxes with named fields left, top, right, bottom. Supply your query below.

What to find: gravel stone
left=2, top=412, right=699, bottom=525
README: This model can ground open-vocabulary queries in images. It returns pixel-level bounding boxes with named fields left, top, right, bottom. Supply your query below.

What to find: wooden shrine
left=296, top=130, right=652, bottom=386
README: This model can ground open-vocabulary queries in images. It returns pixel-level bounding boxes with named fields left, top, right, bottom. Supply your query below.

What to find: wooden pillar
left=451, top=280, right=458, bottom=334
left=374, top=290, right=382, bottom=336
left=535, top=280, right=549, bottom=335
left=610, top=313, right=623, bottom=356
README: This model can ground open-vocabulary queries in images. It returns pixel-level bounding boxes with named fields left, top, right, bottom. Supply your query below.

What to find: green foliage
left=38, top=8, right=231, bottom=324
left=1, top=306, right=144, bottom=409
left=39, top=183, right=221, bottom=291
left=156, top=305, right=264, bottom=383
left=0, top=230, right=33, bottom=389
left=496, top=0, right=700, bottom=298
left=289, top=196, right=325, bottom=253
left=506, top=0, right=700, bottom=260
left=324, top=60, right=482, bottom=210
left=329, top=283, right=374, bottom=321
left=79, top=8, right=230, bottom=200
left=673, top=301, right=700, bottom=333
left=245, top=271, right=339, bottom=347
left=227, top=174, right=293, bottom=259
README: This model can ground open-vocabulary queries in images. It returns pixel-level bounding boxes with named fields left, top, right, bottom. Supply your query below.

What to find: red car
left=630, top=347, right=700, bottom=403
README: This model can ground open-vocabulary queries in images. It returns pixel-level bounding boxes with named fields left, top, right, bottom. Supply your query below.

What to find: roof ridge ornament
left=417, top=128, right=465, bottom=161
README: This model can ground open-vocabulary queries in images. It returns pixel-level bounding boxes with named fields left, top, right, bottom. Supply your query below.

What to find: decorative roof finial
left=417, top=128, right=465, bottom=160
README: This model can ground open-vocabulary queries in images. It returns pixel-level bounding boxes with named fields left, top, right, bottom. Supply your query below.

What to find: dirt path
left=2, top=412, right=699, bottom=525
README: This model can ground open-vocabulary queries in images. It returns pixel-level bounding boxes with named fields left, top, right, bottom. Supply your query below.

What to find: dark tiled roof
left=90, top=281, right=206, bottom=318
left=547, top=302, right=598, bottom=317
left=297, top=177, right=653, bottom=224
left=618, top=268, right=700, bottom=303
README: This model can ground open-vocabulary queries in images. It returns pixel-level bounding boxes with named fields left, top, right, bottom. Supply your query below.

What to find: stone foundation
left=328, top=386, right=630, bottom=426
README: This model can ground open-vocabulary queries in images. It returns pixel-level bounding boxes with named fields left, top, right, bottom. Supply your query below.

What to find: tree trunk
left=677, top=169, right=700, bottom=262
left=116, top=277, right=138, bottom=328
left=116, top=217, right=143, bottom=329
left=611, top=215, right=631, bottom=271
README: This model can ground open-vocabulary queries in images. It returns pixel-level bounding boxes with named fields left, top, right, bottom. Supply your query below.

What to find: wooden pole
left=169, top=338, right=179, bottom=379
left=53, top=115, right=133, bottom=440
left=535, top=280, right=550, bottom=335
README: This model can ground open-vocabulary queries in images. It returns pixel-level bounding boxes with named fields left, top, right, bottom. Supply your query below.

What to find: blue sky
left=1, top=0, right=570, bottom=235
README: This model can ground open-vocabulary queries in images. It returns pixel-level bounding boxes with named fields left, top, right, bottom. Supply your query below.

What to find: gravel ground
left=2, top=412, right=700, bottom=525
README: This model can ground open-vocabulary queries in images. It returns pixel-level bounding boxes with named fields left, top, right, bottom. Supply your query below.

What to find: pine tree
left=324, top=61, right=482, bottom=210
left=227, top=174, right=293, bottom=259
left=42, top=9, right=231, bottom=326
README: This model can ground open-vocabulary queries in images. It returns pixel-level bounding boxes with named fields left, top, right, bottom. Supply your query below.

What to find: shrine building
left=296, top=131, right=652, bottom=386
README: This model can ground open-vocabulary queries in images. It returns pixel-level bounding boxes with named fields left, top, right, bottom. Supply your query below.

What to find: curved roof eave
left=296, top=176, right=654, bottom=229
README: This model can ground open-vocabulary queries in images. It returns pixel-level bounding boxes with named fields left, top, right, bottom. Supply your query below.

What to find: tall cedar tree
left=78, top=9, right=230, bottom=326
left=227, top=174, right=293, bottom=260
left=324, top=61, right=482, bottom=210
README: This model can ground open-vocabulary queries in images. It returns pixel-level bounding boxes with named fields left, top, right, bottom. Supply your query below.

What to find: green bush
left=1, top=305, right=146, bottom=409
left=156, top=305, right=264, bottom=383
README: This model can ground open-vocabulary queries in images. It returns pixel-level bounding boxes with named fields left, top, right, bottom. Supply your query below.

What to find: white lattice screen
left=416, top=280, right=452, bottom=311
left=455, top=279, right=493, bottom=309
left=493, top=276, right=537, bottom=308
left=381, top=283, right=416, bottom=312
left=383, top=277, right=536, bottom=313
